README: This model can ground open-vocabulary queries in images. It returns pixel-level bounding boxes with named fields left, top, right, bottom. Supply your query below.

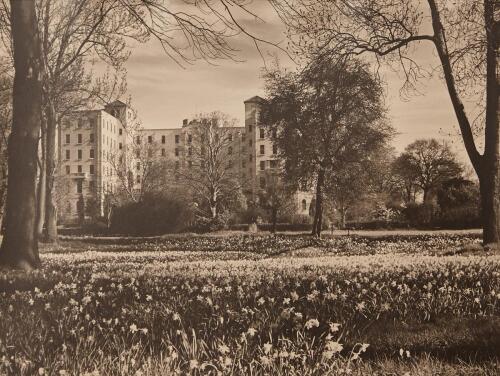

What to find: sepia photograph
left=0, top=0, right=498, bottom=374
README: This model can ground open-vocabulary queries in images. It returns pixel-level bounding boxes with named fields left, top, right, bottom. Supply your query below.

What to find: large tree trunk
left=479, top=0, right=500, bottom=245
left=0, top=0, right=42, bottom=270
left=428, top=0, right=499, bottom=245
left=35, top=117, right=46, bottom=236
left=42, top=103, right=58, bottom=242
left=479, top=166, right=500, bottom=245
left=311, top=168, right=324, bottom=237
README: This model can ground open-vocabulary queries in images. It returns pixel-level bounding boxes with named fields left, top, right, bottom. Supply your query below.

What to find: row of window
left=138, top=134, right=181, bottom=145
left=65, top=133, right=94, bottom=144
left=73, top=180, right=115, bottom=194
left=138, top=130, right=266, bottom=146
left=65, top=149, right=94, bottom=160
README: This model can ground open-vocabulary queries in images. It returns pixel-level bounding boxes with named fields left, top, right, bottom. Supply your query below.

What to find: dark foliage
left=110, top=194, right=194, bottom=236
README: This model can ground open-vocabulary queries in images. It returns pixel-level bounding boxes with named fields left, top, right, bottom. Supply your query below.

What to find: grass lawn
left=0, top=231, right=498, bottom=375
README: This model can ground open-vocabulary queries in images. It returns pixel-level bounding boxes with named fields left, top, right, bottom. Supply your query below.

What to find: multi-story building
left=58, top=96, right=312, bottom=224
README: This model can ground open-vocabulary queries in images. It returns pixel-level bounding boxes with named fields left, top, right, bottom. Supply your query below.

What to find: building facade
left=58, top=97, right=312, bottom=224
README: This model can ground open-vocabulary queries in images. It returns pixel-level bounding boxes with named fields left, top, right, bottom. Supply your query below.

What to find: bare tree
left=271, top=0, right=500, bottom=244
left=0, top=0, right=42, bottom=269
left=178, top=112, right=245, bottom=226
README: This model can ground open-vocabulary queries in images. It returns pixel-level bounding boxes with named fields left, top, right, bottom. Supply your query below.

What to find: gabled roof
left=244, top=95, right=266, bottom=104
left=106, top=99, right=127, bottom=107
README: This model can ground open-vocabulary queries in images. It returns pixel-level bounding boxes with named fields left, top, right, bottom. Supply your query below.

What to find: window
left=249, top=139, right=252, bottom=146
left=248, top=124, right=252, bottom=132
left=161, top=148, right=166, bottom=157
left=119, top=142, right=122, bottom=150
left=188, top=147, right=192, bottom=156
left=188, top=134, right=192, bottom=143
left=162, top=135, right=166, bottom=144
left=249, top=154, right=253, bottom=162
left=119, top=128, right=122, bottom=135
left=175, top=148, right=179, bottom=157
left=228, top=133, right=233, bottom=141
left=63, top=119, right=70, bottom=128
left=65, top=134, right=70, bottom=144
left=77, top=134, right=82, bottom=144
left=136, top=162, right=141, bottom=171
left=136, top=136, right=141, bottom=144
left=136, top=150, right=140, bottom=158
left=136, top=175, right=141, bottom=184
left=302, top=199, right=307, bottom=211
left=89, top=181, right=94, bottom=190
left=175, top=161, right=179, bottom=170
left=65, top=150, right=70, bottom=160
left=77, top=150, right=82, bottom=160
left=273, top=144, right=278, bottom=155
left=270, top=160, right=277, bottom=169
left=89, top=133, right=94, bottom=143
left=77, top=165, right=82, bottom=173
left=90, top=149, right=94, bottom=159
left=89, top=165, right=94, bottom=175
left=260, top=145, right=265, bottom=155
left=76, top=180, right=82, bottom=194
left=242, top=161, right=246, bottom=168
left=201, top=160, right=205, bottom=168
left=228, top=146, right=233, bottom=155
left=77, top=118, right=84, bottom=128
left=175, top=135, right=180, bottom=144
left=242, top=134, right=246, bottom=141
left=259, top=128, right=265, bottom=139
left=65, top=165, right=70, bottom=174
left=259, top=177, right=266, bottom=189
left=188, top=160, right=192, bottom=168
left=148, top=135, right=152, bottom=144
left=260, top=161, right=265, bottom=171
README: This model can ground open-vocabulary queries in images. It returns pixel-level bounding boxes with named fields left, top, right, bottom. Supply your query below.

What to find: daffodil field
left=0, top=233, right=499, bottom=375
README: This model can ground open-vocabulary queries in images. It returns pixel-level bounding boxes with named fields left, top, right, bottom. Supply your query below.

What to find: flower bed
left=0, top=239, right=498, bottom=375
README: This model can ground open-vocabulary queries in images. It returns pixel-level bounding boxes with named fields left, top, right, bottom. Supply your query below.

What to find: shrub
left=403, top=202, right=440, bottom=228
left=110, top=194, right=194, bottom=236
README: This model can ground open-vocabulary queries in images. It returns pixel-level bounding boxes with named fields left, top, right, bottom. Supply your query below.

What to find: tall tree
left=271, top=0, right=500, bottom=244
left=0, top=0, right=42, bottom=269
left=263, top=57, right=391, bottom=236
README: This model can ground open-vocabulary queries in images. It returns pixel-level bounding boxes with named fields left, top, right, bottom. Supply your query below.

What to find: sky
left=121, top=0, right=474, bottom=165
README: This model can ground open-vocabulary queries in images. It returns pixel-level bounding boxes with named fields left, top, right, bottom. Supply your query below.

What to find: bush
left=403, top=202, right=439, bottom=227
left=436, top=206, right=481, bottom=229
left=110, top=194, right=194, bottom=236
left=188, top=214, right=229, bottom=233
